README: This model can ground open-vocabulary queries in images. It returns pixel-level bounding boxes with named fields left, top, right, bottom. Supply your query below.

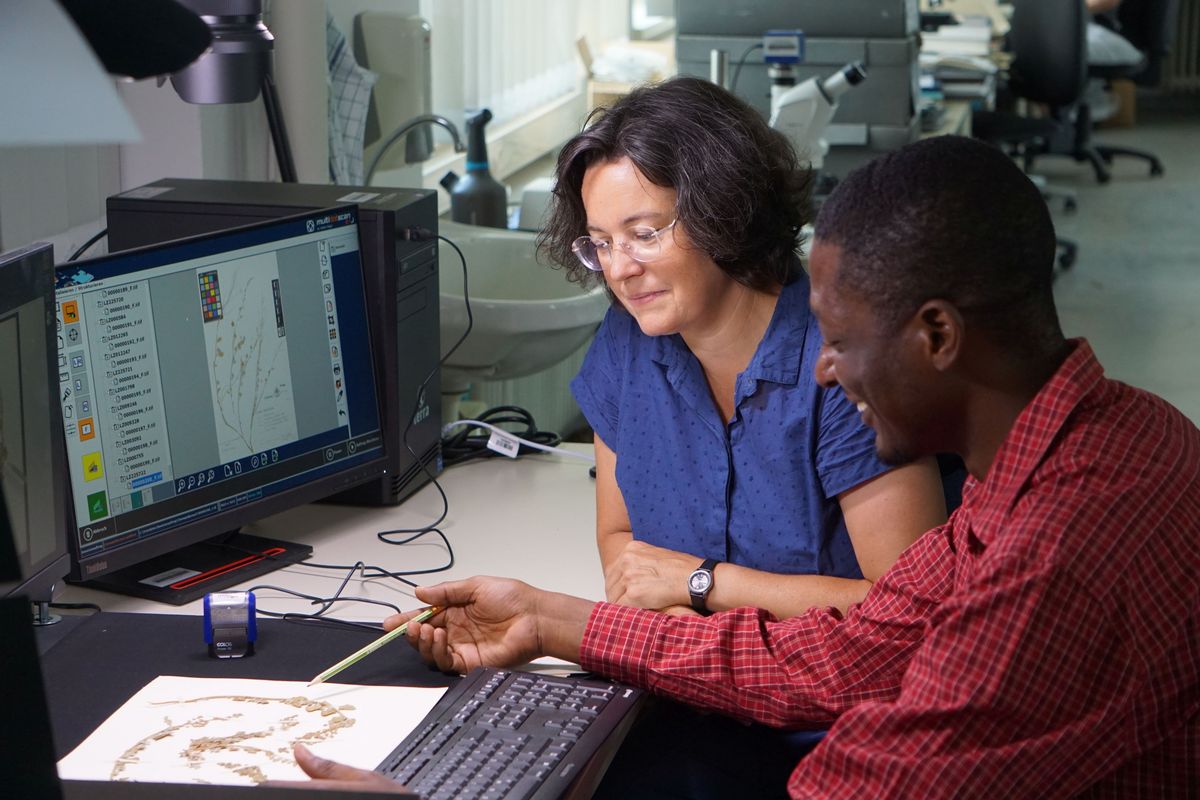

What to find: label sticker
left=337, top=191, right=381, bottom=204
left=486, top=430, right=521, bottom=459
left=139, top=567, right=202, bottom=588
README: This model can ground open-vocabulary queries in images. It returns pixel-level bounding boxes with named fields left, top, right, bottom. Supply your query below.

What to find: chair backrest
left=1008, top=0, right=1088, bottom=107
left=1117, top=0, right=1181, bottom=84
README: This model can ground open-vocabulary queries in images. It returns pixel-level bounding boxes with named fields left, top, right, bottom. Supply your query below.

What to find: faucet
left=366, top=114, right=467, bottom=184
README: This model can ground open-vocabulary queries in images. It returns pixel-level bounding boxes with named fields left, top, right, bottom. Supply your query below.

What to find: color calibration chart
left=199, top=270, right=223, bottom=322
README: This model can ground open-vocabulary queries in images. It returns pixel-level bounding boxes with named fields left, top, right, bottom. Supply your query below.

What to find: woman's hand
left=605, top=540, right=703, bottom=611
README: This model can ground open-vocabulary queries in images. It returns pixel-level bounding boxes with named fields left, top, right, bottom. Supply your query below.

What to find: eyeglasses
left=570, top=219, right=677, bottom=272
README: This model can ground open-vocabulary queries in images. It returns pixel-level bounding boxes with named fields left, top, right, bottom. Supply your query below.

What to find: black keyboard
left=376, top=667, right=644, bottom=800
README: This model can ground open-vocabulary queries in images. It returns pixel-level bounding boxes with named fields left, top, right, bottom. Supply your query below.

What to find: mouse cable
left=248, top=560, right=412, bottom=626
left=249, top=584, right=399, bottom=629
left=236, top=541, right=454, bottom=626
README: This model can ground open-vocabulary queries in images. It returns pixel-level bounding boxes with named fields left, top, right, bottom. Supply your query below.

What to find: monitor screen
left=55, top=206, right=385, bottom=600
left=0, top=242, right=71, bottom=604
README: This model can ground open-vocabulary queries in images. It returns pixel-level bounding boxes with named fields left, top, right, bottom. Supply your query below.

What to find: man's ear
left=913, top=299, right=962, bottom=372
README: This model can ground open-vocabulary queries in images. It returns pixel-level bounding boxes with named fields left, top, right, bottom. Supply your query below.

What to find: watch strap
left=688, top=557, right=720, bottom=614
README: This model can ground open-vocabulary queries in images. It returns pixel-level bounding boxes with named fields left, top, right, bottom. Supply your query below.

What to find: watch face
left=688, top=569, right=712, bottom=594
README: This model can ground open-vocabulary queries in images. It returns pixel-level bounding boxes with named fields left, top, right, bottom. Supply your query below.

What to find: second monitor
left=56, top=206, right=386, bottom=604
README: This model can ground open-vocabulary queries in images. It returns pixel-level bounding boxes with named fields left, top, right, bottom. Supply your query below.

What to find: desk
left=57, top=445, right=604, bottom=621
left=43, top=446, right=607, bottom=786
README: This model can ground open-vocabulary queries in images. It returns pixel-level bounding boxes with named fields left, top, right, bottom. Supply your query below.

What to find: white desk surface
left=57, top=444, right=604, bottom=623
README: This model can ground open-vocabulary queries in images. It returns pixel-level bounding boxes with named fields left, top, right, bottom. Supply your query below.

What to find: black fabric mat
left=38, top=611, right=456, bottom=758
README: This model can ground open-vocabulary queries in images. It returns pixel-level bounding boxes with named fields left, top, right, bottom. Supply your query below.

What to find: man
left=288, top=136, right=1200, bottom=796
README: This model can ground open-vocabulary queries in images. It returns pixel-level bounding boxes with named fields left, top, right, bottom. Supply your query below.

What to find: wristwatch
left=688, top=558, right=720, bottom=615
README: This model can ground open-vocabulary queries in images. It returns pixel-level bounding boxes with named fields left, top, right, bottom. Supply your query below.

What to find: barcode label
left=487, top=430, right=521, bottom=458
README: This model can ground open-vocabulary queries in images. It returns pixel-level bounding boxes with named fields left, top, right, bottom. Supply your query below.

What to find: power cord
left=68, top=227, right=108, bottom=261
left=441, top=407, right=594, bottom=467
left=730, top=42, right=764, bottom=94
left=49, top=601, right=102, bottom=614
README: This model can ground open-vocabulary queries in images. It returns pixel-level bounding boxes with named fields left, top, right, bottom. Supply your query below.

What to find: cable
left=441, top=409, right=593, bottom=467
left=68, top=227, right=108, bottom=262
left=49, top=601, right=102, bottom=614
left=730, top=42, right=764, bottom=94
left=213, top=531, right=451, bottom=625
left=246, top=561, right=407, bottom=624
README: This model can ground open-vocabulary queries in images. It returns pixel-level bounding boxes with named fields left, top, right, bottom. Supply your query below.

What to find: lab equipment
left=57, top=206, right=387, bottom=604
left=676, top=0, right=921, bottom=176
left=770, top=61, right=868, bottom=169
left=62, top=0, right=298, bottom=181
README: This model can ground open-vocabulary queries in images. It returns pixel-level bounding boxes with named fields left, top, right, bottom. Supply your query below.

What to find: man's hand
left=262, top=743, right=405, bottom=792
left=605, top=540, right=701, bottom=610
left=384, top=577, right=593, bottom=673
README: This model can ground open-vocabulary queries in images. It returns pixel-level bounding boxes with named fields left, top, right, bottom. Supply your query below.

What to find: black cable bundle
left=441, top=405, right=562, bottom=468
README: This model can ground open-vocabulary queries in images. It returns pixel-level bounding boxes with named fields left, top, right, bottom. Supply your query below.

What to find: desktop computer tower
left=106, top=179, right=441, bottom=506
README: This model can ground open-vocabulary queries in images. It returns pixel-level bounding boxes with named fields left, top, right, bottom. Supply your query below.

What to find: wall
left=0, top=145, right=120, bottom=259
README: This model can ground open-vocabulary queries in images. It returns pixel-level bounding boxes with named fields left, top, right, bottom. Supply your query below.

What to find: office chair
left=1082, top=0, right=1178, bottom=177
left=970, top=0, right=1082, bottom=270
left=1099, top=0, right=1179, bottom=88
left=972, top=0, right=1166, bottom=184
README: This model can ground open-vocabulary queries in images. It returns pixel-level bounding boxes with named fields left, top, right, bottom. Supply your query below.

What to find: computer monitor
left=55, top=206, right=386, bottom=604
left=0, top=242, right=72, bottom=615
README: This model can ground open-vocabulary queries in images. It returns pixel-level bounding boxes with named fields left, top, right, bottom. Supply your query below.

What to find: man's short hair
left=540, top=76, right=813, bottom=292
left=814, top=136, right=1062, bottom=354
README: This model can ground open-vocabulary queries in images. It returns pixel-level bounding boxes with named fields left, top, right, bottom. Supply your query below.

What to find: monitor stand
left=71, top=531, right=312, bottom=606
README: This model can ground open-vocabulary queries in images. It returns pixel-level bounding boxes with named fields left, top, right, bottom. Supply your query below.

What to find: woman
left=540, top=77, right=947, bottom=623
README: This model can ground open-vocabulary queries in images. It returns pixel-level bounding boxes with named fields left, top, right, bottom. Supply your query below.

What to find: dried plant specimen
left=110, top=694, right=357, bottom=783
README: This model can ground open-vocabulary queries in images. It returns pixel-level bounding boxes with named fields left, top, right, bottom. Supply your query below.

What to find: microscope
left=764, top=31, right=868, bottom=174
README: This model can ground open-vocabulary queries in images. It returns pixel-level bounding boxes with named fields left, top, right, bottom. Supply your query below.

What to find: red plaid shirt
left=581, top=340, right=1200, bottom=797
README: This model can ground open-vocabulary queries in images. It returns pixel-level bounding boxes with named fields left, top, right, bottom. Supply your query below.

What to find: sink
left=437, top=220, right=610, bottom=390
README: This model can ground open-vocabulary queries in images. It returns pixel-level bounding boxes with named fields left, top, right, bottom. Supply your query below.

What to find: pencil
left=307, top=606, right=443, bottom=687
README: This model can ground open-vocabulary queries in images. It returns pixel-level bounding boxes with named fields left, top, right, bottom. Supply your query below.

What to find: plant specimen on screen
left=209, top=272, right=287, bottom=454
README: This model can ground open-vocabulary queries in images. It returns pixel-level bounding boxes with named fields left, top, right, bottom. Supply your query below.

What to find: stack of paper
left=919, top=50, right=999, bottom=108
left=921, top=23, right=993, bottom=57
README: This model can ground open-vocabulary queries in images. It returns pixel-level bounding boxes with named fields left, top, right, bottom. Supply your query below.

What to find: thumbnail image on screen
left=55, top=207, right=383, bottom=575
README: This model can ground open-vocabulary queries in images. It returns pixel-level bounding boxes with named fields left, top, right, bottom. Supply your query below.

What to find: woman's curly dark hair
left=538, top=76, right=813, bottom=292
